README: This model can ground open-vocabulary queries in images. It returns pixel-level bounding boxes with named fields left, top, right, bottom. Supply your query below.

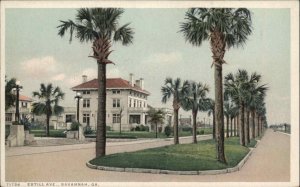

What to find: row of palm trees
left=161, top=69, right=268, bottom=160
left=56, top=7, right=266, bottom=164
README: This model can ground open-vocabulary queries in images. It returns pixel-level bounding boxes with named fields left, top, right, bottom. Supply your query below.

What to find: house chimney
left=129, top=73, right=134, bottom=86
left=140, top=78, right=144, bottom=90
left=135, top=80, right=140, bottom=87
left=82, top=75, right=87, bottom=83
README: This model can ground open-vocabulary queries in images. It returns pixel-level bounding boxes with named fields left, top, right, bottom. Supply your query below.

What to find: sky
left=5, top=8, right=291, bottom=125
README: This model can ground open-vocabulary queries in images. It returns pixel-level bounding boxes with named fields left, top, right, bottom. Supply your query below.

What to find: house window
left=113, top=99, right=120, bottom=108
left=129, top=98, right=132, bottom=107
left=133, top=100, right=136, bottom=108
left=112, top=90, right=121, bottom=94
left=112, top=114, right=120, bottom=123
left=144, top=102, right=146, bottom=108
left=66, top=115, right=75, bottom=123
left=83, top=114, right=90, bottom=123
left=21, top=102, right=27, bottom=108
left=83, top=91, right=90, bottom=94
left=5, top=113, right=12, bottom=122
left=83, top=99, right=90, bottom=108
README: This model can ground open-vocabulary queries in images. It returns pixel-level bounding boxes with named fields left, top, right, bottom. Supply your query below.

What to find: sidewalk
left=5, top=130, right=289, bottom=182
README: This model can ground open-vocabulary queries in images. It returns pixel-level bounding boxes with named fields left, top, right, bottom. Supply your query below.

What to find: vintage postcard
left=1, top=1, right=299, bottom=187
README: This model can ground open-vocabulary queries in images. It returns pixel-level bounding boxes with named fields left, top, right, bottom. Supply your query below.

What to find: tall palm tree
left=32, top=83, right=64, bottom=136
left=58, top=8, right=134, bottom=157
left=147, top=108, right=165, bottom=138
left=180, top=8, right=252, bottom=163
left=161, top=77, right=189, bottom=144
left=230, top=105, right=239, bottom=137
left=181, top=81, right=209, bottom=143
left=5, top=77, right=17, bottom=110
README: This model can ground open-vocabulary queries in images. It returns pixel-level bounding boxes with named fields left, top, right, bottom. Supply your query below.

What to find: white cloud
left=66, top=68, right=97, bottom=87
left=107, top=67, right=120, bottom=78
left=146, top=52, right=182, bottom=65
left=51, top=73, right=66, bottom=81
left=21, top=56, right=57, bottom=78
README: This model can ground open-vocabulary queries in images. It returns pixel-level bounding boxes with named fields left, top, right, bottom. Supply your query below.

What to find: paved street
left=5, top=130, right=290, bottom=182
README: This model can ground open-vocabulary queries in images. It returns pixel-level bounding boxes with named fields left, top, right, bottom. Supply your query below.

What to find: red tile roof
left=72, top=78, right=150, bottom=95
left=19, top=95, right=33, bottom=102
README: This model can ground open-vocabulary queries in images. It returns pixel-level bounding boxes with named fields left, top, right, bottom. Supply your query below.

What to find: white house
left=72, top=74, right=150, bottom=131
left=5, top=95, right=33, bottom=125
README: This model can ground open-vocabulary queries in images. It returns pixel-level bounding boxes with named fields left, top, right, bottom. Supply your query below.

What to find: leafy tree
left=180, top=8, right=252, bottom=163
left=5, top=77, right=17, bottom=110
left=58, top=8, right=134, bottom=157
left=161, top=77, right=189, bottom=144
left=32, top=83, right=64, bottom=137
left=147, top=108, right=165, bottom=138
left=181, top=81, right=209, bottom=143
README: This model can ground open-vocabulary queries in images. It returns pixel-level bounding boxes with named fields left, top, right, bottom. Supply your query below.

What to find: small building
left=72, top=74, right=150, bottom=131
left=146, top=107, right=173, bottom=133
left=5, top=95, right=33, bottom=125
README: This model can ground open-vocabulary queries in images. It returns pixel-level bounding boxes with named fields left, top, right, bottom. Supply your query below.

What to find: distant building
left=5, top=95, right=33, bottom=125
left=179, top=117, right=192, bottom=126
left=72, top=74, right=150, bottom=131
left=146, top=107, right=173, bottom=132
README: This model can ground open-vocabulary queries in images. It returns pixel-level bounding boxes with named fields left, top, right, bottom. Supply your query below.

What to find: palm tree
left=207, top=99, right=216, bottom=139
left=225, top=70, right=250, bottom=146
left=5, top=77, right=17, bottom=110
left=180, top=8, right=252, bottom=163
left=32, top=83, right=64, bottom=136
left=161, top=77, right=189, bottom=144
left=224, top=99, right=236, bottom=138
left=147, top=108, right=165, bottom=138
left=181, top=81, right=209, bottom=143
left=248, top=85, right=267, bottom=139
left=230, top=105, right=239, bottom=137
left=58, top=8, right=134, bottom=157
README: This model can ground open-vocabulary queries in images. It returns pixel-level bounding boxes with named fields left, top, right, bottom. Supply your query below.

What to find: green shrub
left=181, top=126, right=192, bottom=132
left=199, top=130, right=204, bottom=135
left=71, top=122, right=80, bottom=131
left=84, top=126, right=93, bottom=134
left=106, top=126, right=111, bottom=131
left=5, top=125, right=10, bottom=139
left=134, top=125, right=149, bottom=131
left=164, top=125, right=172, bottom=137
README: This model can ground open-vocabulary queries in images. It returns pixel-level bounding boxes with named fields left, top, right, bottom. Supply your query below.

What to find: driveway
left=5, top=130, right=290, bottom=182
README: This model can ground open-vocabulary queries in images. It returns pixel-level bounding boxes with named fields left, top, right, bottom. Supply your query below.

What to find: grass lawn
left=30, top=129, right=66, bottom=138
left=86, top=128, right=213, bottom=139
left=90, top=137, right=254, bottom=171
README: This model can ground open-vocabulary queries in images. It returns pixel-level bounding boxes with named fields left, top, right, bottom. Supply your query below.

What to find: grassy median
left=90, top=137, right=256, bottom=171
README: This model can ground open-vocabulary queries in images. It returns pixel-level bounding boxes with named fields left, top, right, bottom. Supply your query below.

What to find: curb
left=86, top=140, right=259, bottom=175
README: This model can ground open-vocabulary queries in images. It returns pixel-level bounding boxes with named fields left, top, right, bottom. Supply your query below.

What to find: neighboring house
left=146, top=107, right=173, bottom=133
left=179, top=117, right=192, bottom=126
left=72, top=74, right=150, bottom=131
left=33, top=107, right=76, bottom=130
left=5, top=95, right=33, bottom=125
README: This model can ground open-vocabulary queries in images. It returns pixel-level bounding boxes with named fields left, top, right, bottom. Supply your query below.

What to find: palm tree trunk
left=192, top=112, right=197, bottom=144
left=239, top=101, right=245, bottom=146
left=214, top=63, right=226, bottom=163
left=251, top=110, right=255, bottom=139
left=46, top=114, right=50, bottom=137
left=233, top=117, right=236, bottom=136
left=230, top=117, right=233, bottom=137
left=173, top=108, right=179, bottom=144
left=226, top=115, right=229, bottom=138
left=245, top=109, right=250, bottom=145
left=256, top=115, right=260, bottom=137
left=155, top=122, right=158, bottom=138
left=237, top=114, right=240, bottom=137
left=212, top=111, right=216, bottom=139
left=96, top=62, right=106, bottom=157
